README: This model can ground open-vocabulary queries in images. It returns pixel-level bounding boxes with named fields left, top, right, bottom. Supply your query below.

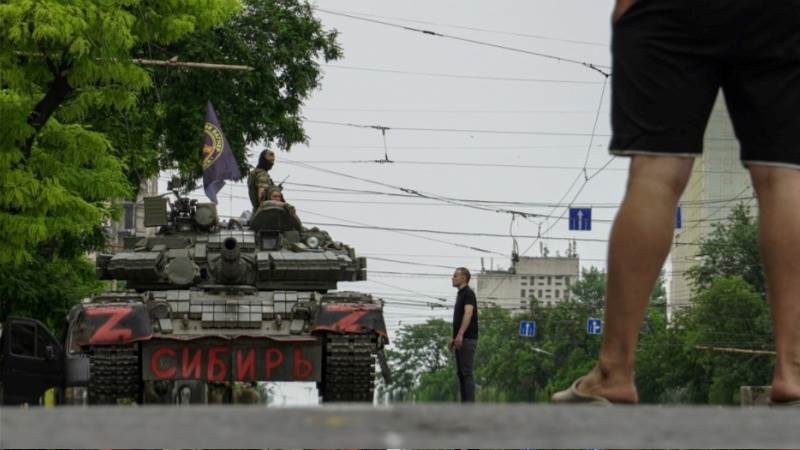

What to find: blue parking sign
left=586, top=318, right=603, bottom=335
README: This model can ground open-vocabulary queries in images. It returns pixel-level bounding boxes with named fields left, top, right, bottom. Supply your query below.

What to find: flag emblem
left=202, top=122, right=225, bottom=170
left=202, top=101, right=241, bottom=203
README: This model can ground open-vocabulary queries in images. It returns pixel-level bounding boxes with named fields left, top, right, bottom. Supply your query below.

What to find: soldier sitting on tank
left=247, top=149, right=275, bottom=210
left=264, top=186, right=303, bottom=230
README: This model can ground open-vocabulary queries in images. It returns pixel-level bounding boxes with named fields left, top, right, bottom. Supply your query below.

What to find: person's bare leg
left=576, top=155, right=694, bottom=403
left=749, top=164, right=800, bottom=403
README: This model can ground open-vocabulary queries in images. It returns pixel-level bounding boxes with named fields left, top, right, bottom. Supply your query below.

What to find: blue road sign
left=586, top=318, right=603, bottom=335
left=569, top=208, right=592, bottom=231
left=519, top=320, right=536, bottom=337
left=676, top=206, right=682, bottom=229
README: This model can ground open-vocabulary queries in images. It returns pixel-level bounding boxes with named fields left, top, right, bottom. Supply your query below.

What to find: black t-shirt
left=453, top=286, right=479, bottom=339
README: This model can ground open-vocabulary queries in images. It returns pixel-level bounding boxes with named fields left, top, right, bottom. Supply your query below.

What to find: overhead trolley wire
left=280, top=180, right=758, bottom=209
left=305, top=118, right=610, bottom=137
left=322, top=64, right=604, bottom=84
left=282, top=158, right=548, bottom=219
left=366, top=279, right=449, bottom=304
left=304, top=109, right=606, bottom=116
left=155, top=176, right=755, bottom=228
left=302, top=220, right=701, bottom=246
left=367, top=256, right=459, bottom=271
left=297, top=208, right=508, bottom=256
left=285, top=159, right=628, bottom=172
left=315, top=8, right=611, bottom=77
left=318, top=9, right=609, bottom=47
left=676, top=185, right=754, bottom=239
left=523, top=75, right=613, bottom=255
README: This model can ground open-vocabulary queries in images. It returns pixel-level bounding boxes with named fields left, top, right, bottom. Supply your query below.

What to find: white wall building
left=476, top=256, right=580, bottom=313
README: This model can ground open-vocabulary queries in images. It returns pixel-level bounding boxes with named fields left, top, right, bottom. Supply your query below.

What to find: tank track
left=88, top=344, right=141, bottom=404
left=321, top=333, right=377, bottom=402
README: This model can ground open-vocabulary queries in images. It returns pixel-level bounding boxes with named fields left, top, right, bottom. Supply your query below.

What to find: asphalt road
left=1, top=403, right=798, bottom=448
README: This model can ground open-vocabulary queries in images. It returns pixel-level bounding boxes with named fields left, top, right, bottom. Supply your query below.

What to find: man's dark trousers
left=455, top=338, right=477, bottom=402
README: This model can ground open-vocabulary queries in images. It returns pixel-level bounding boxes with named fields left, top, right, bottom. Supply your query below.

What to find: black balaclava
left=257, top=150, right=274, bottom=171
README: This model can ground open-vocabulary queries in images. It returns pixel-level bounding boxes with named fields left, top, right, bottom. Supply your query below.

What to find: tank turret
left=97, top=192, right=366, bottom=291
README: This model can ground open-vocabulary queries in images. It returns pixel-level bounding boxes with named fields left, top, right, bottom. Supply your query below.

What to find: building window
left=538, top=290, right=542, bottom=298
left=565, top=277, right=572, bottom=287
left=547, top=276, right=552, bottom=285
left=520, top=289, right=526, bottom=298
left=555, top=290, right=560, bottom=299
left=554, top=276, right=563, bottom=285
left=529, top=276, right=535, bottom=284
left=521, top=279, right=527, bottom=286
left=565, top=291, right=570, bottom=300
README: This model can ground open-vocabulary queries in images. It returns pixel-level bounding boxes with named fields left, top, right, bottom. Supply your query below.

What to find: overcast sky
left=177, top=0, right=627, bottom=329
left=170, top=0, right=627, bottom=404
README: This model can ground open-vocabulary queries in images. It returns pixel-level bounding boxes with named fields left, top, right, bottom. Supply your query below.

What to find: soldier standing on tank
left=248, top=149, right=276, bottom=209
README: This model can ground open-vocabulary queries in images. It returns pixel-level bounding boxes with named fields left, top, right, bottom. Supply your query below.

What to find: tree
left=569, top=266, right=666, bottom=307
left=570, top=266, right=606, bottom=307
left=473, top=306, right=545, bottom=402
left=0, top=0, right=240, bottom=264
left=0, top=255, right=101, bottom=331
left=686, top=203, right=763, bottom=295
left=380, top=318, right=453, bottom=402
left=0, top=1, right=243, bottom=327
left=682, top=276, right=773, bottom=404
left=88, top=0, right=343, bottom=189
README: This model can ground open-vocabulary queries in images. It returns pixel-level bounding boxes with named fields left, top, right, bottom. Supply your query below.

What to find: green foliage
left=382, top=318, right=452, bottom=402
left=636, top=304, right=709, bottom=403
left=0, top=119, right=130, bottom=264
left=0, top=0, right=239, bottom=264
left=686, top=203, right=763, bottom=295
left=569, top=266, right=606, bottom=307
left=637, top=276, right=773, bottom=405
left=569, top=266, right=666, bottom=306
left=682, top=276, right=772, bottom=404
left=0, top=255, right=103, bottom=332
left=90, top=0, right=343, bottom=188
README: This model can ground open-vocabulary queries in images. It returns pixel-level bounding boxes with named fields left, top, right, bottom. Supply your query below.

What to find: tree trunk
left=23, top=66, right=73, bottom=158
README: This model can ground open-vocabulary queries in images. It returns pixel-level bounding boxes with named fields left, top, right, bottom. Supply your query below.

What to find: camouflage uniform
left=247, top=168, right=274, bottom=209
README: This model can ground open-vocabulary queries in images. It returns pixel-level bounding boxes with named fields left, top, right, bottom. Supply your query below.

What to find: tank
left=66, top=183, right=391, bottom=405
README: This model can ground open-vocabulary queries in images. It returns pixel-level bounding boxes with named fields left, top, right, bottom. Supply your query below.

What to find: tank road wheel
left=88, top=344, right=142, bottom=405
left=320, top=333, right=377, bottom=403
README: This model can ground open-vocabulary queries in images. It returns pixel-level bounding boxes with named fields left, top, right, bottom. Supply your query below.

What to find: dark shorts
left=610, top=0, right=800, bottom=167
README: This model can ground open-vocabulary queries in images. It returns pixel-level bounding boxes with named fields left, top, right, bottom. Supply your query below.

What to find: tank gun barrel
left=220, top=237, right=243, bottom=283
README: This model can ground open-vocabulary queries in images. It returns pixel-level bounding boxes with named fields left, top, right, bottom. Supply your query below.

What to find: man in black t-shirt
left=449, top=267, right=478, bottom=402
